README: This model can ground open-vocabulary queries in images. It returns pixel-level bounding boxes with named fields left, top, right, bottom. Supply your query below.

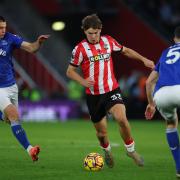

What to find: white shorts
left=153, top=85, right=180, bottom=121
left=0, top=84, right=18, bottom=112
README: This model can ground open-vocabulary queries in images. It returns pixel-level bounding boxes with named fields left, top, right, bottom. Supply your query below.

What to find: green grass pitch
left=0, top=120, right=177, bottom=180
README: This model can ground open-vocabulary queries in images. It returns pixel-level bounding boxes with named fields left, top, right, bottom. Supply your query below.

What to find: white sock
left=101, top=144, right=111, bottom=152
left=26, top=145, right=33, bottom=154
left=124, top=141, right=135, bottom=153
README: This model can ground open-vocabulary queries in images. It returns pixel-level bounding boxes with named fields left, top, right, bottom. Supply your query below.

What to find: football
left=83, top=152, right=104, bottom=171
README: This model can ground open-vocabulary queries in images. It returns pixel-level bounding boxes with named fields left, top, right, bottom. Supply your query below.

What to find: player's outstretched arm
left=20, top=34, right=50, bottom=53
left=145, top=71, right=158, bottom=120
left=121, top=46, right=155, bottom=69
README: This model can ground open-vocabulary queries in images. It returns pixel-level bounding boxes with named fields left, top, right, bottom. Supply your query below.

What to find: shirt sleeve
left=154, top=61, right=160, bottom=73
left=11, top=34, right=23, bottom=49
left=108, top=35, right=123, bottom=52
left=70, top=45, right=83, bottom=66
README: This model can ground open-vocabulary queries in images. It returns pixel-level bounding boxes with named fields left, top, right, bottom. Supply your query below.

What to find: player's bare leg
left=94, top=117, right=114, bottom=168
left=109, top=104, right=144, bottom=166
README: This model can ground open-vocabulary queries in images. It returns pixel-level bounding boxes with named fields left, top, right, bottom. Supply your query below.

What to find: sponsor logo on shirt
left=0, top=49, right=6, bottom=56
left=89, top=53, right=110, bottom=62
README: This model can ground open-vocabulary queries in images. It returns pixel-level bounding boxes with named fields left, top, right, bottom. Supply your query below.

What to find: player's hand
left=38, top=35, right=50, bottom=44
left=145, top=104, right=156, bottom=120
left=82, top=77, right=95, bottom=88
left=144, top=59, right=155, bottom=69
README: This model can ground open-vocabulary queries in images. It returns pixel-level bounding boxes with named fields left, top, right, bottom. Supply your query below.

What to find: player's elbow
left=66, top=65, right=77, bottom=79
left=66, top=68, right=71, bottom=78
left=21, top=42, right=37, bottom=53
left=146, top=78, right=153, bottom=89
left=28, top=46, right=38, bottom=53
left=28, top=48, right=36, bottom=53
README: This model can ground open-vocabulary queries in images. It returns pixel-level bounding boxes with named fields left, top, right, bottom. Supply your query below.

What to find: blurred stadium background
left=1, top=1, right=180, bottom=180
left=0, top=0, right=180, bottom=121
left=0, top=0, right=179, bottom=122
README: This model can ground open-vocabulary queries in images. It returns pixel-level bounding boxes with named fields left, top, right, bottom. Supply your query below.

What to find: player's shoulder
left=5, top=32, right=21, bottom=40
left=101, top=35, right=118, bottom=43
left=3, top=32, right=12, bottom=39
left=5, top=32, right=16, bottom=37
left=170, top=43, right=180, bottom=49
left=167, top=43, right=180, bottom=50
left=159, top=44, right=178, bottom=61
left=101, top=34, right=113, bottom=39
left=1, top=32, right=14, bottom=43
left=73, top=39, right=87, bottom=50
left=161, top=44, right=175, bottom=54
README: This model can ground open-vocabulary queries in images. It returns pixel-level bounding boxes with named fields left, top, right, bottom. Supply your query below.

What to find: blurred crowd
left=17, top=70, right=148, bottom=119
left=56, top=0, right=117, bottom=11
left=16, top=0, right=173, bottom=119
left=125, top=0, right=180, bottom=34
left=118, top=71, right=148, bottom=118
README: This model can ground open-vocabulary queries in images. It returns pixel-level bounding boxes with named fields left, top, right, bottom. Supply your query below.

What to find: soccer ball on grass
left=83, top=152, right=104, bottom=171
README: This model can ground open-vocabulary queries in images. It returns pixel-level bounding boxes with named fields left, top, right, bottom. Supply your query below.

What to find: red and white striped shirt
left=70, top=35, right=123, bottom=95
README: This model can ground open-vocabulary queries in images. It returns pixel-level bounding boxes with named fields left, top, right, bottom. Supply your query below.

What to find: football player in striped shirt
left=67, top=14, right=154, bottom=168
left=145, top=26, right=180, bottom=178
left=0, top=16, right=49, bottom=161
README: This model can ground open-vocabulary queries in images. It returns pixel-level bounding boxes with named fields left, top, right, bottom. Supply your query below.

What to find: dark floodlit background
left=1, top=0, right=179, bottom=121
left=1, top=1, right=180, bottom=180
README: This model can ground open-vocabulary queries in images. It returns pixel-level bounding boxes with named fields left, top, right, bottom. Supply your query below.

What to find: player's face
left=0, top=22, right=6, bottom=38
left=84, top=28, right=101, bottom=44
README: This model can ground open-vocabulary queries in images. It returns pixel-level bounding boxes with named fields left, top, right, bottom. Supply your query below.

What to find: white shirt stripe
left=101, top=37, right=113, bottom=91
left=107, top=61, right=113, bottom=91
left=95, top=44, right=105, bottom=94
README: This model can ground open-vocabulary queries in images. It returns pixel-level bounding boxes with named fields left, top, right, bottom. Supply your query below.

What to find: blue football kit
left=0, top=33, right=31, bottom=150
left=0, top=27, right=41, bottom=160
left=154, top=42, right=180, bottom=94
left=153, top=42, right=180, bottom=174
left=0, top=32, right=23, bottom=87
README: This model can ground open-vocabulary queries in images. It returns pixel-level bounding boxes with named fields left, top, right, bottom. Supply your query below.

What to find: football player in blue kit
left=0, top=16, right=49, bottom=161
left=145, top=26, right=180, bottom=178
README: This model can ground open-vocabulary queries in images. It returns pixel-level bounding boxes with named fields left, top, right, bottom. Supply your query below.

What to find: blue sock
left=166, top=128, right=180, bottom=171
left=11, top=121, right=30, bottom=149
left=0, top=111, right=3, bottom=120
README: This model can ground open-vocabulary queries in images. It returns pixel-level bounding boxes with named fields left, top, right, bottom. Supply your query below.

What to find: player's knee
left=4, top=105, right=19, bottom=121
left=8, top=113, right=19, bottom=122
left=7, top=111, right=19, bottom=121
left=113, top=112, right=126, bottom=123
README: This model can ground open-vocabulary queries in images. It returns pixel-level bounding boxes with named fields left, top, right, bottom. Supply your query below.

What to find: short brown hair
left=81, top=14, right=102, bottom=31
